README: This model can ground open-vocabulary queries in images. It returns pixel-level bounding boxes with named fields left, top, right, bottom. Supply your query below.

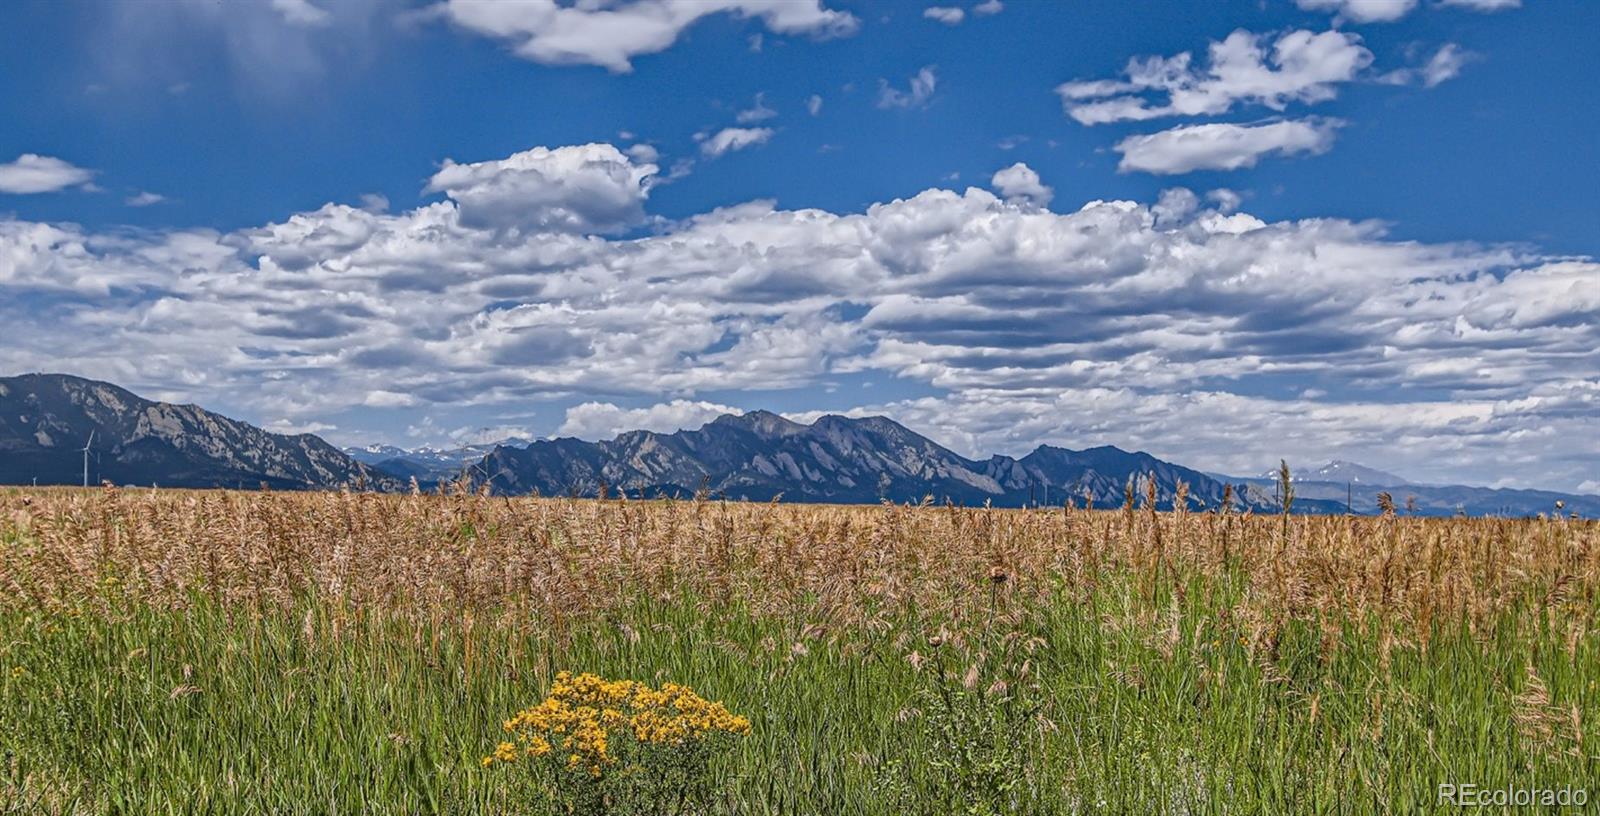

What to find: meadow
left=2, top=485, right=1596, bottom=814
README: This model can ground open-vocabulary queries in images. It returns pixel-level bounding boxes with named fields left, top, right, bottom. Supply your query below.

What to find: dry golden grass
left=5, top=486, right=1596, bottom=645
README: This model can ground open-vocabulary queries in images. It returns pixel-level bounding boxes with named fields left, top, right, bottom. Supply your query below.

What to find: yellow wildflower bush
left=485, top=672, right=751, bottom=814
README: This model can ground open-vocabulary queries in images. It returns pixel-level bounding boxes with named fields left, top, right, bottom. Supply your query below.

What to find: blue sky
left=1, top=0, right=1596, bottom=492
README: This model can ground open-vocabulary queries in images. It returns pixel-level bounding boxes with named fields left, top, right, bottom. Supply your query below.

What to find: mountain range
left=1251, top=459, right=1412, bottom=486
left=475, top=409, right=1255, bottom=510
left=0, top=373, right=397, bottom=490
left=1225, top=466, right=1597, bottom=518
left=343, top=439, right=532, bottom=486
left=0, top=373, right=1593, bottom=517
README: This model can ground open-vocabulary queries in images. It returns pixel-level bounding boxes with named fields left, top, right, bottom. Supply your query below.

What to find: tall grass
left=2, top=487, right=1596, bottom=813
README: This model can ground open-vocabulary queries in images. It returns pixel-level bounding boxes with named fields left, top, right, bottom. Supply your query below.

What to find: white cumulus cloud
left=699, top=127, right=775, bottom=158
left=990, top=162, right=1053, bottom=208
left=1300, top=0, right=1518, bottom=21
left=1295, top=0, right=1417, bottom=23
left=1380, top=43, right=1475, bottom=88
left=878, top=65, right=938, bottom=109
left=424, top=143, right=657, bottom=234
left=0, top=154, right=95, bottom=195
left=363, top=390, right=417, bottom=408
left=1057, top=29, right=1372, bottom=125
left=430, top=0, right=859, bottom=73
left=1421, top=43, right=1473, bottom=87
left=559, top=400, right=741, bottom=439
left=924, top=6, right=965, bottom=25
left=1115, top=118, right=1342, bottom=174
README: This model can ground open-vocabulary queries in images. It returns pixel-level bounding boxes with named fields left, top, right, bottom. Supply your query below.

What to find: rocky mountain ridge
left=479, top=410, right=1269, bottom=510
left=0, top=373, right=396, bottom=490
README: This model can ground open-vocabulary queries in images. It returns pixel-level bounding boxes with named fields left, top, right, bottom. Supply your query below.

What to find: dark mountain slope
left=0, top=373, right=396, bottom=490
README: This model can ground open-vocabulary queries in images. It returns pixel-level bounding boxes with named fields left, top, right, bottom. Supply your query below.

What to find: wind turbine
left=82, top=430, right=95, bottom=488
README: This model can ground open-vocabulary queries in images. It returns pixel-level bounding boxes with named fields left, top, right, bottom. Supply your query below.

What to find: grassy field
left=2, top=486, right=1596, bottom=813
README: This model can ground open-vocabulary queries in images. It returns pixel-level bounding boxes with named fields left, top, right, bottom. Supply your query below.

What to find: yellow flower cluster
left=484, top=671, right=751, bottom=777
